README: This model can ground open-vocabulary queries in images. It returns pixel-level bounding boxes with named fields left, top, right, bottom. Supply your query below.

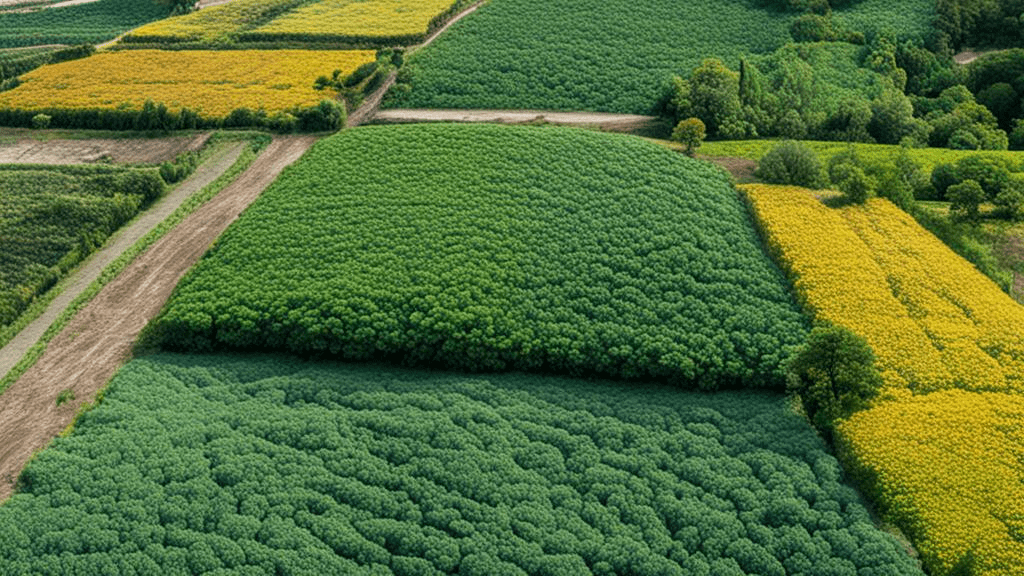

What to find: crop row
left=150, top=124, right=808, bottom=389
left=0, top=0, right=165, bottom=49
left=0, top=354, right=923, bottom=575
left=0, top=50, right=374, bottom=130
left=0, top=164, right=165, bottom=328
left=742, top=184, right=1024, bottom=574
left=122, top=0, right=465, bottom=47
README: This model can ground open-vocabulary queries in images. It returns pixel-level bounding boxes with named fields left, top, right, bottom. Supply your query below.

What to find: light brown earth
left=372, top=109, right=664, bottom=133
left=0, top=132, right=210, bottom=164
left=953, top=50, right=1006, bottom=65
left=0, top=135, right=315, bottom=501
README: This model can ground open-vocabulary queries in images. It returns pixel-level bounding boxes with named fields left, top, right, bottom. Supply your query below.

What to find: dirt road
left=372, top=109, right=664, bottom=133
left=0, top=141, right=244, bottom=384
left=0, top=132, right=210, bottom=164
left=0, top=135, right=316, bottom=502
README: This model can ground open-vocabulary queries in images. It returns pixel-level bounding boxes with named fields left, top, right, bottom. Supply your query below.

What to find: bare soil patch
left=953, top=49, right=1006, bottom=65
left=0, top=135, right=315, bottom=501
left=701, top=155, right=758, bottom=183
left=372, top=109, right=665, bottom=135
left=0, top=132, right=210, bottom=164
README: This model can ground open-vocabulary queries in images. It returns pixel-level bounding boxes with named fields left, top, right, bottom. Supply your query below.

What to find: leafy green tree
left=755, top=141, right=823, bottom=188
left=676, top=59, right=743, bottom=136
left=994, top=176, right=1024, bottom=220
left=786, top=324, right=883, bottom=436
left=948, top=179, right=986, bottom=223
left=672, top=118, right=706, bottom=156
left=833, top=162, right=875, bottom=204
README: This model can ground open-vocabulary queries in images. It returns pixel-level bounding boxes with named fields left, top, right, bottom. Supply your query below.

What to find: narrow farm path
left=0, top=135, right=315, bottom=502
left=372, top=109, right=663, bottom=133
left=0, top=141, right=243, bottom=384
left=348, top=0, right=485, bottom=127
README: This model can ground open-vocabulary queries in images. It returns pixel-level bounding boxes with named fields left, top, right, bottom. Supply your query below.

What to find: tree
left=678, top=59, right=743, bottom=136
left=832, top=162, right=875, bottom=204
left=786, top=324, right=883, bottom=436
left=948, top=179, right=986, bottom=223
left=672, top=118, right=706, bottom=156
left=154, top=0, right=197, bottom=16
left=755, top=141, right=822, bottom=188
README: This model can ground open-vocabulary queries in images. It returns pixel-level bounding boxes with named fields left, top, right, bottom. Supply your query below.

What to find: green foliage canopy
left=0, top=354, right=924, bottom=575
left=0, top=164, right=165, bottom=328
left=152, top=124, right=807, bottom=389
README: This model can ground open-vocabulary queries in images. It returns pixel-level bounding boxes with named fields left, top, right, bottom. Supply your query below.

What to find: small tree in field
left=672, top=117, right=706, bottom=157
left=787, top=324, right=883, bottom=438
left=755, top=140, right=823, bottom=188
left=948, top=179, right=986, bottom=223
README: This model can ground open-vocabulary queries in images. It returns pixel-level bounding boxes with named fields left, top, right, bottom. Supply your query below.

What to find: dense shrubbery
left=0, top=164, right=166, bottom=327
left=0, top=0, right=166, bottom=49
left=151, top=124, right=807, bottom=389
left=0, top=354, right=923, bottom=575
left=755, top=141, right=823, bottom=188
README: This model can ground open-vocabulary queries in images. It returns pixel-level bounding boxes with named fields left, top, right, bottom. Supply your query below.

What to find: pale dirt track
left=373, top=109, right=664, bottom=133
left=0, top=132, right=210, bottom=164
left=0, top=135, right=315, bottom=501
left=0, top=141, right=244, bottom=384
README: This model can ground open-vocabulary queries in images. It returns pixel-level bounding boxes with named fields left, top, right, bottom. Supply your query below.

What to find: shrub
left=755, top=140, right=822, bottom=188
left=947, top=179, right=986, bottom=223
left=30, top=113, right=50, bottom=129
left=787, top=324, right=883, bottom=437
left=671, top=117, right=706, bottom=156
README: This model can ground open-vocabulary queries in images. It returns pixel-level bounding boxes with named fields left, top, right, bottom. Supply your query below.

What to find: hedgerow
left=151, top=124, right=806, bottom=389
left=0, top=0, right=167, bottom=49
left=0, top=354, right=923, bottom=575
left=0, top=164, right=165, bottom=328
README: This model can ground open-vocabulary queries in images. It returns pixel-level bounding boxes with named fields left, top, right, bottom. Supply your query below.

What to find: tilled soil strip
left=0, top=135, right=316, bottom=502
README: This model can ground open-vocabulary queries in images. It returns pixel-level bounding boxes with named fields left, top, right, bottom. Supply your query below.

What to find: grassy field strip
left=0, top=141, right=244, bottom=385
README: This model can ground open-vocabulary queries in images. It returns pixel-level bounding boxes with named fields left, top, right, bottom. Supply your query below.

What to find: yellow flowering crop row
left=123, top=0, right=307, bottom=43
left=247, top=0, right=458, bottom=41
left=0, top=50, right=375, bottom=119
left=839, top=391, right=1024, bottom=575
left=742, top=184, right=1024, bottom=395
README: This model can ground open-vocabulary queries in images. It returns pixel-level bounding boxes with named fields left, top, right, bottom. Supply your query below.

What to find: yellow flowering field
left=123, top=0, right=308, bottom=44
left=0, top=50, right=375, bottom=119
left=743, top=183, right=1024, bottom=574
left=243, top=0, right=458, bottom=43
left=742, top=184, right=1024, bottom=395
left=839, top=391, right=1024, bottom=575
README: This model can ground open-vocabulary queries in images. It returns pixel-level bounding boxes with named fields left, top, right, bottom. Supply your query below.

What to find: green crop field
left=382, top=0, right=935, bottom=115
left=0, top=354, right=923, bottom=575
left=150, top=124, right=807, bottom=388
left=383, top=0, right=793, bottom=114
left=0, top=164, right=165, bottom=328
left=0, top=0, right=166, bottom=49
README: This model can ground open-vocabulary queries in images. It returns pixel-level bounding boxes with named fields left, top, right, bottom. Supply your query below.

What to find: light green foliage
left=699, top=138, right=1022, bottom=175
left=786, top=324, right=883, bottom=435
left=0, top=164, right=166, bottom=328
left=384, top=0, right=793, bottom=114
left=0, top=354, right=924, bottom=575
left=671, top=117, right=705, bottom=156
left=0, top=0, right=166, bottom=49
left=152, top=124, right=807, bottom=389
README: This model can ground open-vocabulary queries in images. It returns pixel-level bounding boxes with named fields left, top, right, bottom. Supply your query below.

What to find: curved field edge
left=0, top=133, right=268, bottom=394
left=0, top=353, right=924, bottom=575
left=148, top=123, right=807, bottom=389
